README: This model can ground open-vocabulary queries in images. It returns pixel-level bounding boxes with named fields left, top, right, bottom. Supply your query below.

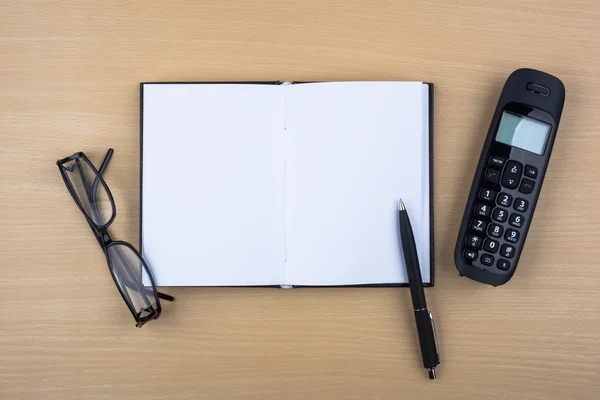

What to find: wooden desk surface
left=1, top=1, right=599, bottom=399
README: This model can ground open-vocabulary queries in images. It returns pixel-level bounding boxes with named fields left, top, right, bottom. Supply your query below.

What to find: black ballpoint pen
left=398, top=198, right=440, bottom=379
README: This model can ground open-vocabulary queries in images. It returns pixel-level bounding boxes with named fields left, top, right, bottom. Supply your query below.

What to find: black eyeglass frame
left=56, top=148, right=173, bottom=327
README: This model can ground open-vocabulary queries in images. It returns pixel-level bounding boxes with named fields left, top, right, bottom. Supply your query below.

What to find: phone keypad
left=462, top=153, right=540, bottom=273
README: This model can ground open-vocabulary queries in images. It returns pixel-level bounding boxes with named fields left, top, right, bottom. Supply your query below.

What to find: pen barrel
left=399, top=211, right=427, bottom=308
left=413, top=309, right=440, bottom=369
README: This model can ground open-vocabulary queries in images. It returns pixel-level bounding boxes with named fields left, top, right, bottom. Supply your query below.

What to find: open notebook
left=140, top=81, right=433, bottom=287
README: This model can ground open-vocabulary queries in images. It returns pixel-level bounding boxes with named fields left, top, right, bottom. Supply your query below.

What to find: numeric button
left=500, top=244, right=515, bottom=259
left=496, top=192, right=513, bottom=207
left=483, top=239, right=499, bottom=253
left=492, top=207, right=508, bottom=222
left=487, top=223, right=504, bottom=238
left=479, top=188, right=497, bottom=202
left=475, top=203, right=491, bottom=217
left=514, top=198, right=529, bottom=212
left=509, top=213, right=524, bottom=228
left=505, top=229, right=520, bottom=243
left=466, top=234, right=482, bottom=249
left=501, top=160, right=523, bottom=189
left=470, top=219, right=487, bottom=233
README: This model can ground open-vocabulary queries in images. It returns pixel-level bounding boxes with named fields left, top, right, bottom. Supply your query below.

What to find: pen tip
left=398, top=198, right=405, bottom=211
left=428, top=368, right=436, bottom=379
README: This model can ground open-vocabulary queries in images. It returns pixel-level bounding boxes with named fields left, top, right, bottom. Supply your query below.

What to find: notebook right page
left=284, top=82, right=430, bottom=286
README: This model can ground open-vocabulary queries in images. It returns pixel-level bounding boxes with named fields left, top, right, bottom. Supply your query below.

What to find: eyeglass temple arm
left=88, top=148, right=113, bottom=208
left=84, top=148, right=113, bottom=224
left=85, top=149, right=114, bottom=246
left=97, top=148, right=114, bottom=176
left=158, top=292, right=175, bottom=301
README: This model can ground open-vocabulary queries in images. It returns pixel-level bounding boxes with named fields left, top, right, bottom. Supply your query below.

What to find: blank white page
left=142, top=84, right=286, bottom=286
left=284, top=82, right=430, bottom=285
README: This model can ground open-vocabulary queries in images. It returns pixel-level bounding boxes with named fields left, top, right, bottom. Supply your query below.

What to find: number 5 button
left=492, top=208, right=508, bottom=222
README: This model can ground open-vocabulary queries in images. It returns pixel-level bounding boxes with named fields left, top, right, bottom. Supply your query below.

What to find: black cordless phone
left=454, top=68, right=565, bottom=286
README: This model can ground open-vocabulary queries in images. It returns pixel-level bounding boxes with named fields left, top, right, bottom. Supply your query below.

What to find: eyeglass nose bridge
left=90, top=225, right=113, bottom=249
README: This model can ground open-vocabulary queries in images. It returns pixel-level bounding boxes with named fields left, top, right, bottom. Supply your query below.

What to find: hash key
left=500, top=244, right=515, bottom=258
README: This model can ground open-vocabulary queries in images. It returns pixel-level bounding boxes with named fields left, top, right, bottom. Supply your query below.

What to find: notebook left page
left=141, top=83, right=286, bottom=286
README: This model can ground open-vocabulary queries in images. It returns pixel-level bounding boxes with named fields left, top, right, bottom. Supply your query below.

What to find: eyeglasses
left=57, top=148, right=173, bottom=327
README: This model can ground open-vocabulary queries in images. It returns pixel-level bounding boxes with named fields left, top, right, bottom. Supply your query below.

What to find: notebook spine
left=283, top=83, right=290, bottom=285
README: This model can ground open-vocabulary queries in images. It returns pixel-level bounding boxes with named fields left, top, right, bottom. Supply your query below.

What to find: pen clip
left=429, top=312, right=440, bottom=362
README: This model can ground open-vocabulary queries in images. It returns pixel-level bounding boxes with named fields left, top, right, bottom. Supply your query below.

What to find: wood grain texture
left=1, top=1, right=599, bottom=399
